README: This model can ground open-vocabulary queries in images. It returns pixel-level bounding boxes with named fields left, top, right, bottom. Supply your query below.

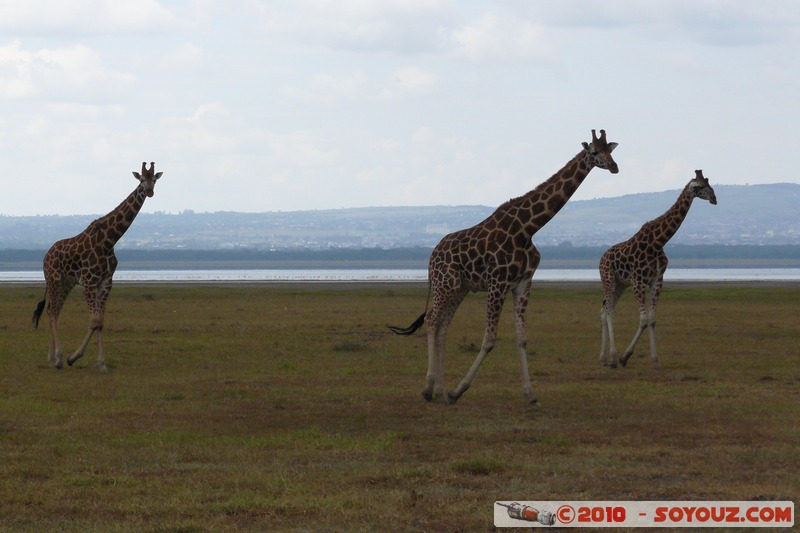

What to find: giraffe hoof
left=421, top=391, right=433, bottom=402
left=445, top=392, right=459, bottom=405
left=53, top=363, right=63, bottom=370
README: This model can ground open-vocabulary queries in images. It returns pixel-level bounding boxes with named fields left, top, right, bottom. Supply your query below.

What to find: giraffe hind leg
left=600, top=307, right=620, bottom=368
left=422, top=325, right=439, bottom=401
left=447, top=287, right=505, bottom=404
left=48, top=314, right=63, bottom=370
left=599, top=273, right=626, bottom=368
left=422, top=287, right=465, bottom=403
left=44, top=282, right=71, bottom=370
left=423, top=320, right=451, bottom=402
left=599, top=305, right=609, bottom=365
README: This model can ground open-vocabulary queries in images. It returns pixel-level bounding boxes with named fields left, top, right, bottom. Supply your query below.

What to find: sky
left=0, top=1, right=798, bottom=216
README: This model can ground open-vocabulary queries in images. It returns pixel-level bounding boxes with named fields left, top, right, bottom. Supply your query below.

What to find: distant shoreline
left=5, top=279, right=799, bottom=290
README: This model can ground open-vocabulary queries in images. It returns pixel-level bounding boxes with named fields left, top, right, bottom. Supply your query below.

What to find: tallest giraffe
left=33, top=162, right=163, bottom=371
left=390, top=129, right=619, bottom=404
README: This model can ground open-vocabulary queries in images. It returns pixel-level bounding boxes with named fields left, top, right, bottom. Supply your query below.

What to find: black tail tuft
left=388, top=312, right=426, bottom=336
left=32, top=299, right=45, bottom=329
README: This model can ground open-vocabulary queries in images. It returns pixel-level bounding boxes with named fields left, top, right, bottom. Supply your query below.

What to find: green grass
left=0, top=283, right=798, bottom=531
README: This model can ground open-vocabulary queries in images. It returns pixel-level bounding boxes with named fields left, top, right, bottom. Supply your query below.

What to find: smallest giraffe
left=598, top=170, right=717, bottom=369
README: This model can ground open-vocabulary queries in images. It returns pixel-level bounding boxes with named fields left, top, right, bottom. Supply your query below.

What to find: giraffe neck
left=644, top=187, right=695, bottom=248
left=502, top=150, right=595, bottom=237
left=92, top=185, right=148, bottom=246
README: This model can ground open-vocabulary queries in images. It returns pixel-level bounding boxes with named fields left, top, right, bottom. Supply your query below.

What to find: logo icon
left=496, top=502, right=556, bottom=525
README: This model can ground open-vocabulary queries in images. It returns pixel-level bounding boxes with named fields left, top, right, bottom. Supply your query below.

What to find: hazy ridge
left=1, top=184, right=798, bottom=262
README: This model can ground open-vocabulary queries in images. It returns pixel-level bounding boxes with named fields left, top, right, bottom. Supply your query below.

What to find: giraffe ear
left=581, top=142, right=590, bottom=151
left=132, top=172, right=142, bottom=180
left=607, top=142, right=618, bottom=153
left=154, top=172, right=163, bottom=180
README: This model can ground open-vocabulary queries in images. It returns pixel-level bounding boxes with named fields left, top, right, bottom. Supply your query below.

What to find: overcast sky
left=1, top=1, right=798, bottom=216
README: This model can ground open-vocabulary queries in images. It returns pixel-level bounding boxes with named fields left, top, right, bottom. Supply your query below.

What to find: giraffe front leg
left=447, top=330, right=494, bottom=404
left=68, top=326, right=95, bottom=367
left=93, top=280, right=111, bottom=371
left=512, top=282, right=536, bottom=404
left=68, top=322, right=107, bottom=371
left=620, top=318, right=646, bottom=367
left=620, top=283, right=649, bottom=367
left=646, top=277, right=663, bottom=370
left=68, top=282, right=109, bottom=371
left=646, top=321, right=659, bottom=370
left=95, top=327, right=107, bottom=372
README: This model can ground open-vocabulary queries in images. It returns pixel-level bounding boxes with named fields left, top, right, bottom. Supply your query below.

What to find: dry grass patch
left=0, top=283, right=797, bottom=530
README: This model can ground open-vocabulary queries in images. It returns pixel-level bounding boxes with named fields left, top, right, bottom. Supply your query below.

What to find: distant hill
left=535, top=182, right=800, bottom=246
left=1, top=183, right=798, bottom=250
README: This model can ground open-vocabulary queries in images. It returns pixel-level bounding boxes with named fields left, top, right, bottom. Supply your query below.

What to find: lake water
left=2, top=268, right=800, bottom=283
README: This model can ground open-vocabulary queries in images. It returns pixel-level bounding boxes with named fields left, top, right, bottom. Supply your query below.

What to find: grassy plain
left=0, top=283, right=797, bottom=531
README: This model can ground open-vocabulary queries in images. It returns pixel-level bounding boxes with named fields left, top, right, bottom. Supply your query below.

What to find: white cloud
left=380, top=66, right=436, bottom=100
left=162, top=104, right=236, bottom=153
left=371, top=138, right=399, bottom=153
left=450, top=13, right=553, bottom=61
left=280, top=70, right=367, bottom=105
left=0, top=0, right=176, bottom=34
left=0, top=40, right=135, bottom=99
left=251, top=0, right=456, bottom=53
left=517, top=0, right=800, bottom=46
left=312, top=70, right=367, bottom=99
left=158, top=43, right=205, bottom=72
left=1, top=1, right=799, bottom=215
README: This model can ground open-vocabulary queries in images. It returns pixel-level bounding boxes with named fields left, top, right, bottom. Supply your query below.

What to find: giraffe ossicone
left=598, top=169, right=717, bottom=370
left=32, top=162, right=164, bottom=371
left=389, top=129, right=620, bottom=404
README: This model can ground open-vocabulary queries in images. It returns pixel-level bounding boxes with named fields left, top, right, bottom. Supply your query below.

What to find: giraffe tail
left=387, top=278, right=431, bottom=336
left=387, top=312, right=426, bottom=336
left=32, top=299, right=45, bottom=329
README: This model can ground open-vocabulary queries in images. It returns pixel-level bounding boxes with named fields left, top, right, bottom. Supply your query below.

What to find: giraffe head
left=688, top=169, right=717, bottom=205
left=581, top=129, right=619, bottom=174
left=132, top=162, right=163, bottom=198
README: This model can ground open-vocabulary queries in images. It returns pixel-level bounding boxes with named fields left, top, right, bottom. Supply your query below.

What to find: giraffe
left=598, top=169, right=717, bottom=370
left=32, top=162, right=163, bottom=371
left=389, top=129, right=619, bottom=404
